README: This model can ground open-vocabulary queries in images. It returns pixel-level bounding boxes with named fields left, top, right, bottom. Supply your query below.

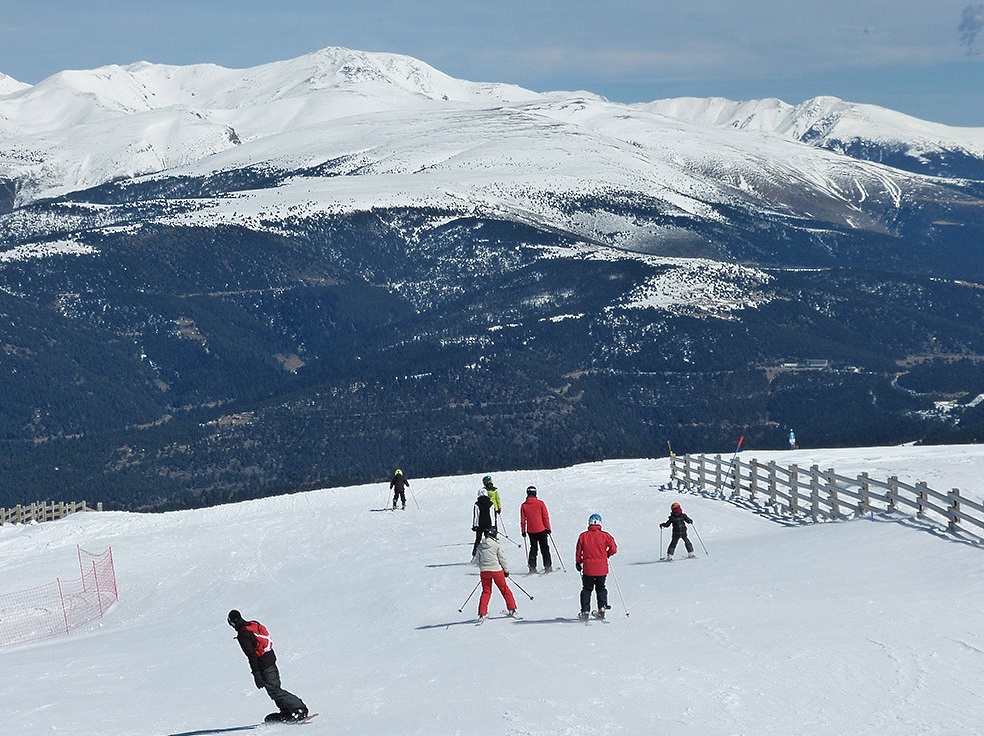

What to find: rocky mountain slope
left=0, top=48, right=981, bottom=509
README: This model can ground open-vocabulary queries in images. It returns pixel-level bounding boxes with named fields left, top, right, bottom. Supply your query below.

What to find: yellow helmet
left=395, top=469, right=403, bottom=475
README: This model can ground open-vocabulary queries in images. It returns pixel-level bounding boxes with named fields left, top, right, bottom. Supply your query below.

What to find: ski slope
left=1, top=444, right=983, bottom=736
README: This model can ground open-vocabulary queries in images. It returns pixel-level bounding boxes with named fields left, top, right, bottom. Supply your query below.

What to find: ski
left=592, top=610, right=610, bottom=622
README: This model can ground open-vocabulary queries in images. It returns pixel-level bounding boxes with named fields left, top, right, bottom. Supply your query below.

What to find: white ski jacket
left=475, top=536, right=509, bottom=574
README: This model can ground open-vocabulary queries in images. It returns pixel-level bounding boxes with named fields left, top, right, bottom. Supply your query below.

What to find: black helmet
left=485, top=528, right=498, bottom=539
left=526, top=485, right=537, bottom=496
left=227, top=609, right=246, bottom=628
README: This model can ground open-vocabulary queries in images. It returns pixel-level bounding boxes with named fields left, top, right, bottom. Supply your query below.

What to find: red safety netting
left=0, top=547, right=119, bottom=648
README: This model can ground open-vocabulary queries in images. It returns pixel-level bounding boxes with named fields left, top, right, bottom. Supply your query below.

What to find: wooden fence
left=670, top=453, right=984, bottom=543
left=0, top=501, right=103, bottom=526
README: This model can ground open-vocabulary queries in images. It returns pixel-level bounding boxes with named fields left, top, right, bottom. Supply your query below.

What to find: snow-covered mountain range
left=2, top=47, right=982, bottom=235
left=0, top=48, right=982, bottom=508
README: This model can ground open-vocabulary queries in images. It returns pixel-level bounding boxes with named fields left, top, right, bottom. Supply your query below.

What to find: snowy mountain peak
left=642, top=94, right=984, bottom=158
left=0, top=72, right=29, bottom=96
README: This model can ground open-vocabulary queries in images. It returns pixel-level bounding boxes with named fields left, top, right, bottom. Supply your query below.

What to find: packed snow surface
left=2, top=443, right=982, bottom=736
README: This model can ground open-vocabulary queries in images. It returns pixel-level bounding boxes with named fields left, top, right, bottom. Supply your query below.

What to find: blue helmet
left=588, top=513, right=602, bottom=526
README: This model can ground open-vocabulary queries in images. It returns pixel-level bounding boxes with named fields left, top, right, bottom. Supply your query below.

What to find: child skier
left=575, top=513, right=617, bottom=619
left=472, top=488, right=498, bottom=559
left=659, top=502, right=695, bottom=560
left=475, top=528, right=518, bottom=622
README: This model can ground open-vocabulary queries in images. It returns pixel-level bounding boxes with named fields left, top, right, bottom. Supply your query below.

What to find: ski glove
left=521, top=532, right=526, bottom=538
left=472, top=526, right=479, bottom=532
left=575, top=562, right=582, bottom=572
left=503, top=572, right=509, bottom=577
left=253, top=672, right=265, bottom=689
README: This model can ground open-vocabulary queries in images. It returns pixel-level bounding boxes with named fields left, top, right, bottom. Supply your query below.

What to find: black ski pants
left=527, top=531, right=552, bottom=570
left=392, top=488, right=405, bottom=508
left=667, top=532, right=694, bottom=556
left=580, top=574, right=609, bottom=613
left=258, top=664, right=306, bottom=714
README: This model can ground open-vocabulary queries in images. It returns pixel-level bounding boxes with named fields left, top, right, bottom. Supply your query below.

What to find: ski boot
left=287, top=708, right=308, bottom=723
left=578, top=611, right=590, bottom=621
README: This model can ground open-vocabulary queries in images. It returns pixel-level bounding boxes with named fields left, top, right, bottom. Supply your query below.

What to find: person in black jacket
left=659, top=502, right=695, bottom=560
left=390, top=468, right=409, bottom=510
left=227, top=610, right=308, bottom=723
left=471, top=488, right=498, bottom=559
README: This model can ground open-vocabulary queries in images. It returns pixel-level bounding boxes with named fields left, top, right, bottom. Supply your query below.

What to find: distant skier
left=482, top=475, right=502, bottom=516
left=474, top=528, right=518, bottom=622
left=788, top=430, right=797, bottom=450
left=659, top=502, right=695, bottom=560
left=472, top=488, right=498, bottom=559
left=227, top=609, right=308, bottom=723
left=520, top=485, right=553, bottom=574
left=575, top=514, right=617, bottom=619
left=390, top=468, right=409, bottom=510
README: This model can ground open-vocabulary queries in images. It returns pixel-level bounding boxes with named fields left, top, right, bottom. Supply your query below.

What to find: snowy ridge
left=0, top=47, right=976, bottom=216
left=642, top=95, right=984, bottom=158
left=2, top=443, right=982, bottom=736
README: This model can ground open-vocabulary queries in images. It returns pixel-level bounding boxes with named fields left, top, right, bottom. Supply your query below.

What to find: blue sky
left=3, top=0, right=982, bottom=126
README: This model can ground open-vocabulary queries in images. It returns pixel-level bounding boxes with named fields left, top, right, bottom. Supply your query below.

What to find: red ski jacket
left=520, top=497, right=551, bottom=535
left=575, top=524, right=617, bottom=576
left=236, top=620, right=277, bottom=672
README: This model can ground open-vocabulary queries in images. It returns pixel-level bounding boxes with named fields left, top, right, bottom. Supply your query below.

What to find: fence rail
left=671, top=453, right=981, bottom=542
left=0, top=500, right=103, bottom=526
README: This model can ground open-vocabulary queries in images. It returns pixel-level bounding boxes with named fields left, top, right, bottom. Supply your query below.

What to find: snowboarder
left=482, top=475, right=502, bottom=516
left=227, top=609, right=308, bottom=723
left=520, top=485, right=553, bottom=573
left=475, top=528, right=518, bottom=621
left=390, top=468, right=409, bottom=510
left=659, top=502, right=695, bottom=560
left=575, top=514, right=617, bottom=619
left=472, top=488, right=498, bottom=558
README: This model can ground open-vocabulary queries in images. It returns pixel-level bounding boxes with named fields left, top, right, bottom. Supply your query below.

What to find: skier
left=788, top=429, right=797, bottom=450
left=659, top=502, right=695, bottom=560
left=475, top=528, right=518, bottom=621
left=227, top=609, right=308, bottom=723
left=482, top=475, right=502, bottom=516
left=520, top=485, right=553, bottom=574
left=575, top=514, right=617, bottom=619
left=389, top=468, right=409, bottom=510
left=471, top=488, right=498, bottom=559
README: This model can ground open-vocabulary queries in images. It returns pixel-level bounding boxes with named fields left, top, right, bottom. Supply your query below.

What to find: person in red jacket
left=227, top=609, right=308, bottom=723
left=520, top=485, right=553, bottom=574
left=574, top=513, right=617, bottom=619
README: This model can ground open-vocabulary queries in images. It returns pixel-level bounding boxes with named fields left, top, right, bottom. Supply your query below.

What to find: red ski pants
left=479, top=570, right=517, bottom=616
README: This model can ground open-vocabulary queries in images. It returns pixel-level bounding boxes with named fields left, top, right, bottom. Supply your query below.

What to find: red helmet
left=671, top=502, right=682, bottom=512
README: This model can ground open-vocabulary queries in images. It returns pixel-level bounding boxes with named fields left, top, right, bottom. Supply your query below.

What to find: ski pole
left=608, top=563, right=629, bottom=617
left=497, top=524, right=522, bottom=548
left=408, top=485, right=420, bottom=510
left=548, top=533, right=567, bottom=572
left=507, top=575, right=534, bottom=600
left=691, top=524, right=708, bottom=555
left=722, top=435, right=745, bottom=490
left=457, top=580, right=482, bottom=613
left=659, top=527, right=664, bottom=560
left=523, top=533, right=528, bottom=559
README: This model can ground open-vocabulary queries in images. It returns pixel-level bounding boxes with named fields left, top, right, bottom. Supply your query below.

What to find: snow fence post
left=916, top=481, right=928, bottom=520
left=948, top=488, right=961, bottom=534
left=827, top=468, right=840, bottom=518
left=789, top=464, right=800, bottom=517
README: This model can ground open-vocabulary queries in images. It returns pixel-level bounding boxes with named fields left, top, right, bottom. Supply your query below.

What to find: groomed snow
left=1, top=443, right=982, bottom=736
